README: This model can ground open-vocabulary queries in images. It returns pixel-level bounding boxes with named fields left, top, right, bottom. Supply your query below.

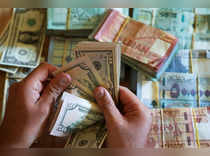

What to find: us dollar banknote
left=65, top=121, right=107, bottom=148
left=49, top=92, right=104, bottom=137
left=0, top=8, right=45, bottom=68
left=0, top=20, right=18, bottom=73
left=73, top=41, right=121, bottom=103
left=54, top=56, right=105, bottom=100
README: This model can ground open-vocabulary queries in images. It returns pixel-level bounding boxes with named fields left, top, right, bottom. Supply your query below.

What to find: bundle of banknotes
left=47, top=8, right=129, bottom=37
left=90, top=9, right=179, bottom=79
left=147, top=107, right=210, bottom=148
left=47, top=41, right=121, bottom=148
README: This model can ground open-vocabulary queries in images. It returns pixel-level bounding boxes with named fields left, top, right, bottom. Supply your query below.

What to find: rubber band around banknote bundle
left=192, top=109, right=200, bottom=148
left=66, top=8, right=71, bottom=30
left=113, top=17, right=130, bottom=42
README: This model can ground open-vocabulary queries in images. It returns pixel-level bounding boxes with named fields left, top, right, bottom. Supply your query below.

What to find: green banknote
left=47, top=8, right=106, bottom=30
left=133, top=8, right=155, bottom=25
left=154, top=8, right=194, bottom=33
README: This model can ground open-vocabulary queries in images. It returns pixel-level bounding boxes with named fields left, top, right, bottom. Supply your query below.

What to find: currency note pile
left=47, top=8, right=129, bottom=37
left=134, top=8, right=210, bottom=108
left=147, top=107, right=210, bottom=148
left=48, top=41, right=121, bottom=148
left=0, top=8, right=46, bottom=123
left=90, top=9, right=178, bottom=79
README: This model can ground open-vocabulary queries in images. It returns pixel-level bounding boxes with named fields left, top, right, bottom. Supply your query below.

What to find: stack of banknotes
left=90, top=9, right=179, bottom=79
left=47, top=8, right=129, bottom=37
left=147, top=106, right=210, bottom=148
left=47, top=41, right=121, bottom=148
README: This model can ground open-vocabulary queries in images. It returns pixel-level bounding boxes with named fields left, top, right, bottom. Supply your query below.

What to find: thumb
left=37, top=73, right=72, bottom=112
left=94, top=87, right=123, bottom=126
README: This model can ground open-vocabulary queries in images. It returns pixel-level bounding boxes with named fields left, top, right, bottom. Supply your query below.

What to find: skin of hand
left=0, top=63, right=72, bottom=148
left=94, top=86, right=152, bottom=148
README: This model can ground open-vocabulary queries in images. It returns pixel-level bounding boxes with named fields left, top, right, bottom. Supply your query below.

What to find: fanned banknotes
left=49, top=42, right=121, bottom=144
left=90, top=9, right=178, bottom=79
left=0, top=9, right=45, bottom=68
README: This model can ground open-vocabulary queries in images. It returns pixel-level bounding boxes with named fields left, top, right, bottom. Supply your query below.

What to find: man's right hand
left=94, top=86, right=152, bottom=148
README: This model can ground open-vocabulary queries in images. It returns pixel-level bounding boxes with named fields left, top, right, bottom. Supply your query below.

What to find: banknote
left=49, top=92, right=104, bottom=137
left=53, top=56, right=105, bottom=100
left=154, top=8, right=194, bottom=34
left=0, top=9, right=45, bottom=68
left=192, top=49, right=210, bottom=75
left=172, top=32, right=192, bottom=50
left=198, top=76, right=210, bottom=107
left=193, top=34, right=210, bottom=50
left=74, top=41, right=121, bottom=102
left=162, top=108, right=197, bottom=148
left=166, top=49, right=190, bottom=73
left=159, top=73, right=198, bottom=108
left=8, top=67, right=33, bottom=79
left=65, top=121, right=107, bottom=148
left=47, top=8, right=106, bottom=30
left=0, top=20, right=18, bottom=73
left=132, top=8, right=155, bottom=25
left=47, top=8, right=129, bottom=32
left=137, top=72, right=160, bottom=108
left=48, top=37, right=88, bottom=67
left=193, top=107, right=210, bottom=147
left=195, top=8, right=210, bottom=14
left=195, top=15, right=210, bottom=34
left=1, top=75, right=22, bottom=125
left=146, top=109, right=163, bottom=148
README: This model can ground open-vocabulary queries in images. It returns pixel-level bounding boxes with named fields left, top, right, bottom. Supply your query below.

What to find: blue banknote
left=159, top=73, right=198, bottom=108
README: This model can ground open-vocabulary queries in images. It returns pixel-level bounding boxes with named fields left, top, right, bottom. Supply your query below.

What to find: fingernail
left=59, top=73, right=71, bottom=85
left=95, top=87, right=105, bottom=99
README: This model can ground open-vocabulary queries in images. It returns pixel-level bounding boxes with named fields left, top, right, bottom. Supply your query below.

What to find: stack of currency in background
left=134, top=8, right=210, bottom=109
left=47, top=8, right=129, bottom=37
left=1, top=8, right=210, bottom=149
left=48, top=41, right=121, bottom=148
left=90, top=9, right=178, bottom=79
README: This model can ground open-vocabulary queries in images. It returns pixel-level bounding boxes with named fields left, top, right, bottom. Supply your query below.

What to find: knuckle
left=48, top=83, right=62, bottom=97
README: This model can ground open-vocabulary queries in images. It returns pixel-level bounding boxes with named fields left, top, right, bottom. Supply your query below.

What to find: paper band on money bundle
left=49, top=42, right=121, bottom=140
left=90, top=9, right=179, bottom=79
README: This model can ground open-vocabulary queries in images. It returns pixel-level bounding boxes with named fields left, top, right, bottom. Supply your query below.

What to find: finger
left=94, top=86, right=123, bottom=125
left=119, top=86, right=148, bottom=112
left=24, top=63, right=57, bottom=83
left=37, top=72, right=72, bottom=111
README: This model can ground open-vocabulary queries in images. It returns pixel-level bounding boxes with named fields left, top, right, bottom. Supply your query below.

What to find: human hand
left=0, top=63, right=72, bottom=148
left=94, top=86, right=152, bottom=148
